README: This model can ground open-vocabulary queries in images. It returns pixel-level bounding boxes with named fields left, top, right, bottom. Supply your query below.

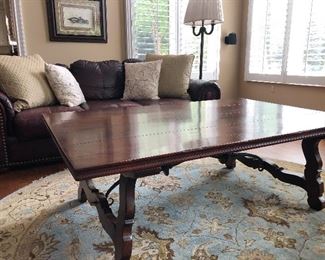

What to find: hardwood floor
left=248, top=139, right=325, bottom=165
left=0, top=163, right=65, bottom=199
left=1, top=140, right=325, bottom=199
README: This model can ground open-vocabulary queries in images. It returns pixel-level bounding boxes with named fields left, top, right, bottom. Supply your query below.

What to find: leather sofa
left=0, top=59, right=221, bottom=169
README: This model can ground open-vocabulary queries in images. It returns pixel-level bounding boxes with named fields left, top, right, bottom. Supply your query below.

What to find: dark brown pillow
left=70, top=60, right=124, bottom=100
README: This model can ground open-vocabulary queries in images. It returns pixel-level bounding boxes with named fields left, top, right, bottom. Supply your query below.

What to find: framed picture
left=46, top=0, right=107, bottom=43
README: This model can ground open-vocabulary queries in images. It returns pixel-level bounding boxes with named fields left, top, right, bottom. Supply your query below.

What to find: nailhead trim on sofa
left=5, top=156, right=62, bottom=167
left=0, top=105, right=9, bottom=167
left=0, top=104, right=62, bottom=168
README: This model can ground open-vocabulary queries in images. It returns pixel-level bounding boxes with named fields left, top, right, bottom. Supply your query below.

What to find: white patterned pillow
left=123, top=60, right=162, bottom=100
left=45, top=64, right=86, bottom=107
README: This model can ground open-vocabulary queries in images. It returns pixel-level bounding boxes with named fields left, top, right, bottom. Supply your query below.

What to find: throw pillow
left=122, top=60, right=162, bottom=100
left=145, top=54, right=195, bottom=99
left=70, top=60, right=124, bottom=100
left=0, top=54, right=56, bottom=112
left=45, top=64, right=86, bottom=107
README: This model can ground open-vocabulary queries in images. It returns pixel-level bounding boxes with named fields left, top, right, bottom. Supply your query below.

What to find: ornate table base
left=77, top=137, right=324, bottom=259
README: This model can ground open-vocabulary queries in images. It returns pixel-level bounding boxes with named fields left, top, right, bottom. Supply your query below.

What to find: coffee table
left=43, top=99, right=325, bottom=259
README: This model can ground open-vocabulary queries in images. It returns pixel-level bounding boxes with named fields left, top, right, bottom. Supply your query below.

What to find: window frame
left=125, top=0, right=133, bottom=59
left=245, top=0, right=325, bottom=87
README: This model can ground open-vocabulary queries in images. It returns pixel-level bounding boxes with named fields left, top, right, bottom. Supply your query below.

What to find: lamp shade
left=184, top=0, right=224, bottom=26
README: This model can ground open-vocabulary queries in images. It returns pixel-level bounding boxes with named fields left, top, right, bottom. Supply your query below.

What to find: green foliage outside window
left=133, top=0, right=170, bottom=59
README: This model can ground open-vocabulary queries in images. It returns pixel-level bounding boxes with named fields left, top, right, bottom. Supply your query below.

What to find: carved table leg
left=302, top=138, right=325, bottom=210
left=115, top=174, right=137, bottom=260
left=217, top=153, right=236, bottom=169
left=76, top=176, right=137, bottom=260
left=78, top=183, right=87, bottom=203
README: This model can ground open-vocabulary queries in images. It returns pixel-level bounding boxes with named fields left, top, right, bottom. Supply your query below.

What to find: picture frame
left=46, top=0, right=107, bottom=43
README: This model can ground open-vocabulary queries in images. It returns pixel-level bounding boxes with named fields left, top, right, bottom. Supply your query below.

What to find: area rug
left=1, top=158, right=325, bottom=259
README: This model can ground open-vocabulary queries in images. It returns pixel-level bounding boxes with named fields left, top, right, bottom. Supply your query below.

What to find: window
left=245, top=0, right=325, bottom=86
left=125, top=0, right=221, bottom=80
left=0, top=1, right=8, bottom=47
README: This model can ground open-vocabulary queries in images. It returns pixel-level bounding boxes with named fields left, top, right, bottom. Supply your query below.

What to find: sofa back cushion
left=70, top=60, right=124, bottom=100
left=0, top=54, right=56, bottom=112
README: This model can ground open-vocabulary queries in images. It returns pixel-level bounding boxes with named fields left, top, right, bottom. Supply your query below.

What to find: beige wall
left=239, top=0, right=325, bottom=111
left=218, top=0, right=243, bottom=99
left=0, top=46, right=10, bottom=54
left=22, top=0, right=126, bottom=65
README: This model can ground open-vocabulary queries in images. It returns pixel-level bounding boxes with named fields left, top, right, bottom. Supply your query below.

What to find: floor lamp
left=184, top=0, right=224, bottom=80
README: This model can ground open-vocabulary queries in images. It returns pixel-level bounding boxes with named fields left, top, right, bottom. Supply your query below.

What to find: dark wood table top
left=43, top=99, right=325, bottom=180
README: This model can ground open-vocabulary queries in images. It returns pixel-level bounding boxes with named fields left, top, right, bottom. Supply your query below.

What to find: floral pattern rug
left=1, top=158, right=325, bottom=259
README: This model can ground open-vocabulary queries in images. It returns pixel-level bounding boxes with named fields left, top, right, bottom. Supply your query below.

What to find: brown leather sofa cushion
left=14, top=100, right=143, bottom=141
left=87, top=99, right=189, bottom=111
left=70, top=60, right=124, bottom=100
left=86, top=100, right=141, bottom=110
left=134, top=98, right=190, bottom=106
left=14, top=106, right=83, bottom=140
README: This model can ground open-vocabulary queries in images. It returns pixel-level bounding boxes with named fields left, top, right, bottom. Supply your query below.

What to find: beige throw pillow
left=45, top=64, right=86, bottom=107
left=123, top=60, right=162, bottom=100
left=146, top=54, right=194, bottom=99
left=0, top=54, right=56, bottom=112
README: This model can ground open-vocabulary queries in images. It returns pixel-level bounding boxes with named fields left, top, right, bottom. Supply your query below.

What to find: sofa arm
left=0, top=90, right=15, bottom=131
left=188, top=80, right=221, bottom=101
left=0, top=91, right=15, bottom=116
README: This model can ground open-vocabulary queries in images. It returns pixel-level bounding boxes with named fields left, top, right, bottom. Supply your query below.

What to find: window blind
left=131, top=0, right=170, bottom=59
left=246, top=0, right=325, bottom=86
left=248, top=0, right=288, bottom=76
left=287, top=0, right=325, bottom=77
